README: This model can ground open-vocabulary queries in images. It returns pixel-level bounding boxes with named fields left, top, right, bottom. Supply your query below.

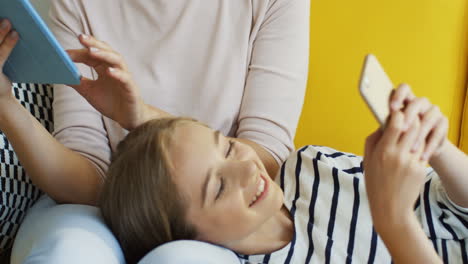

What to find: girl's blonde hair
left=99, top=117, right=198, bottom=264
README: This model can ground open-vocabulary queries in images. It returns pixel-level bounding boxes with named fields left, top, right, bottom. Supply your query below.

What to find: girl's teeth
left=251, top=178, right=266, bottom=206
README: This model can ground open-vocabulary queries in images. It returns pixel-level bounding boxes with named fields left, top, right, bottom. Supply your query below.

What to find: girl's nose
left=235, top=160, right=257, bottom=188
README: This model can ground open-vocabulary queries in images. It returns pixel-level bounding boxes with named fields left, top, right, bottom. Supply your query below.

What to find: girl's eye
left=216, top=177, right=224, bottom=200
left=225, top=140, right=234, bottom=158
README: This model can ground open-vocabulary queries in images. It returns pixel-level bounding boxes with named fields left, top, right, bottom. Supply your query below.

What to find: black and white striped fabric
left=238, top=146, right=468, bottom=264
left=0, top=83, right=53, bottom=252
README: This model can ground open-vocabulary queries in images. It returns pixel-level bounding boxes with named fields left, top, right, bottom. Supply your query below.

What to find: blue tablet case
left=0, top=0, right=81, bottom=85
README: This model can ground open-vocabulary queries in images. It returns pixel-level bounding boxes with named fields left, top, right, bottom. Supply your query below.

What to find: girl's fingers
left=0, top=30, right=19, bottom=67
left=411, top=105, right=441, bottom=152
left=0, top=19, right=12, bottom=44
left=390, top=84, right=415, bottom=111
left=421, top=117, right=448, bottom=161
left=380, top=111, right=405, bottom=148
left=402, top=97, right=431, bottom=131
left=399, top=117, right=420, bottom=152
left=365, top=129, right=383, bottom=158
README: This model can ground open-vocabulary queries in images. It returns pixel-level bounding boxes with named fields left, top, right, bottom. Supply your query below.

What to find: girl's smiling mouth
left=249, top=175, right=269, bottom=207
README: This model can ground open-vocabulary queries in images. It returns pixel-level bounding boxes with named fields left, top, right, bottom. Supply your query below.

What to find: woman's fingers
left=67, top=48, right=125, bottom=70
left=88, top=48, right=126, bottom=70
left=107, top=67, right=135, bottom=91
left=79, top=34, right=113, bottom=51
left=78, top=34, right=128, bottom=67
left=70, top=68, right=133, bottom=92
left=69, top=76, right=95, bottom=98
left=390, top=84, right=415, bottom=111
left=67, top=48, right=104, bottom=69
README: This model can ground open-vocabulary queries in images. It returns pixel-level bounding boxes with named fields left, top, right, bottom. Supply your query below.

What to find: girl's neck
left=234, top=206, right=294, bottom=255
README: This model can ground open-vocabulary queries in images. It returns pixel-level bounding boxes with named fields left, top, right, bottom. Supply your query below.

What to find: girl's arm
left=0, top=97, right=102, bottom=204
left=363, top=83, right=458, bottom=263
left=429, top=142, right=468, bottom=207
left=390, top=84, right=468, bottom=207
left=364, top=111, right=442, bottom=264
left=375, top=213, right=442, bottom=264
left=0, top=20, right=101, bottom=205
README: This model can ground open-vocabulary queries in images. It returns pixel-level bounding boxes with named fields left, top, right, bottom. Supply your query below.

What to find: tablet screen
left=0, top=0, right=81, bottom=85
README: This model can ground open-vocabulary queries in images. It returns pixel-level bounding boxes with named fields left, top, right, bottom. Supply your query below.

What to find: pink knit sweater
left=49, top=0, right=310, bottom=178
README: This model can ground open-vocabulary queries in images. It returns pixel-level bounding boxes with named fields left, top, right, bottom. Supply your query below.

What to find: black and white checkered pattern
left=0, top=83, right=53, bottom=252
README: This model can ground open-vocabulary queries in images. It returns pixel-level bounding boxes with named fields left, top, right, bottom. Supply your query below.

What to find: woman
left=99, top=96, right=468, bottom=263
left=45, top=0, right=310, bottom=205
left=7, top=0, right=309, bottom=262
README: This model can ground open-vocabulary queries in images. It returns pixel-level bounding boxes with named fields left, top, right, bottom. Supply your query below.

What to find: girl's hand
left=67, top=35, right=145, bottom=130
left=390, top=84, right=448, bottom=162
left=364, top=110, right=427, bottom=229
left=0, top=19, right=19, bottom=101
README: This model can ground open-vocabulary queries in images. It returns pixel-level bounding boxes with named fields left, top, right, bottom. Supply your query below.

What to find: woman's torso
left=53, top=0, right=272, bottom=150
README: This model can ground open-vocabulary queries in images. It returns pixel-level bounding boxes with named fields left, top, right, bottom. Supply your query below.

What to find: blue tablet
left=0, top=0, right=81, bottom=85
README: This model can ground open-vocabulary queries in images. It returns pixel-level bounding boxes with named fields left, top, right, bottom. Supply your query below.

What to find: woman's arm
left=0, top=20, right=101, bottom=205
left=47, top=0, right=116, bottom=204
left=235, top=0, right=311, bottom=177
left=71, top=34, right=283, bottom=178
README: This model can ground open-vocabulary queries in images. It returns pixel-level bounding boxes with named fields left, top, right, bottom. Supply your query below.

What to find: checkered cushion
left=0, top=83, right=53, bottom=252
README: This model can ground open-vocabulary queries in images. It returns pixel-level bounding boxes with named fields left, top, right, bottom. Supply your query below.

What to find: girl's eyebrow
left=201, top=130, right=221, bottom=207
left=214, top=130, right=220, bottom=146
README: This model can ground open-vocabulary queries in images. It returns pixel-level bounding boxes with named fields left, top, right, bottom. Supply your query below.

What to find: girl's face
left=168, top=122, right=284, bottom=248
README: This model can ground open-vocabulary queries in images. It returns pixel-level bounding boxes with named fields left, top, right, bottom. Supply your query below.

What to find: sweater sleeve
left=236, top=0, right=310, bottom=165
left=49, top=0, right=110, bottom=179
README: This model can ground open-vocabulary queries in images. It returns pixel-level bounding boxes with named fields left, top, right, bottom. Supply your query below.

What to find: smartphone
left=359, top=54, right=394, bottom=127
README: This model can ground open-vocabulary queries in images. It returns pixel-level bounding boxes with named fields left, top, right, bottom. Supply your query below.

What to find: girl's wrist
left=374, top=209, right=417, bottom=239
left=428, top=138, right=450, bottom=165
left=0, top=92, right=15, bottom=104
left=0, top=93, right=18, bottom=108
left=0, top=95, right=20, bottom=123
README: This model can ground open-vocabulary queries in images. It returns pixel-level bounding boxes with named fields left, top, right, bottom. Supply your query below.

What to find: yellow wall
left=460, top=89, right=468, bottom=153
left=295, top=0, right=468, bottom=155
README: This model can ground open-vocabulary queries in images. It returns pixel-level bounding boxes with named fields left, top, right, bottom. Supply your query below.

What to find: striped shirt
left=238, top=146, right=468, bottom=264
